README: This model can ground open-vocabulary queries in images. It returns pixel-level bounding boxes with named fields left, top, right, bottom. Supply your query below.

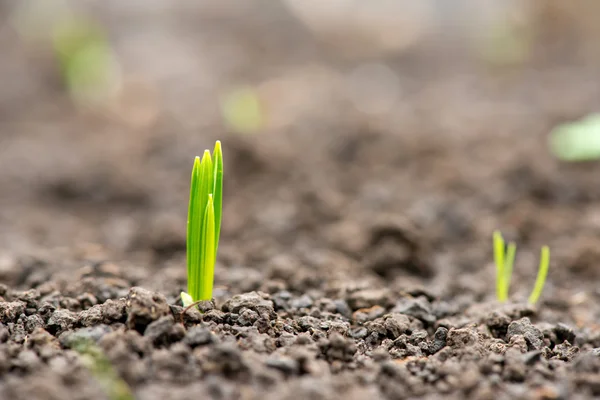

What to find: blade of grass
left=493, top=231, right=506, bottom=302
left=212, top=140, right=223, bottom=252
left=528, top=245, right=550, bottom=305
left=193, top=150, right=213, bottom=301
left=504, top=242, right=516, bottom=301
left=199, top=194, right=216, bottom=300
left=186, top=156, right=201, bottom=298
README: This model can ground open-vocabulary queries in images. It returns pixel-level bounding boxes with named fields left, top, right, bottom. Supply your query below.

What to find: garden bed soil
left=3, top=4, right=600, bottom=400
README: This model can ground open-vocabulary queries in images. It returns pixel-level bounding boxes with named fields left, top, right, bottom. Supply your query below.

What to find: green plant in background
left=219, top=86, right=265, bottom=135
left=493, top=231, right=550, bottom=305
left=51, top=15, right=121, bottom=104
left=181, top=141, right=223, bottom=307
left=549, top=113, right=600, bottom=162
left=72, top=339, right=133, bottom=400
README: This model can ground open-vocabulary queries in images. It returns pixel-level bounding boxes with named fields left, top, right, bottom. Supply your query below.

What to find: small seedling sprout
left=493, top=231, right=550, bottom=305
left=493, top=231, right=516, bottom=302
left=181, top=141, right=223, bottom=306
left=528, top=245, right=550, bottom=305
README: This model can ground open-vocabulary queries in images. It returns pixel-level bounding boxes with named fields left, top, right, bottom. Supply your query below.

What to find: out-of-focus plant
left=549, top=114, right=600, bottom=162
left=52, top=16, right=121, bottom=105
left=11, top=0, right=120, bottom=105
left=72, top=339, right=134, bottom=400
left=219, top=86, right=265, bottom=135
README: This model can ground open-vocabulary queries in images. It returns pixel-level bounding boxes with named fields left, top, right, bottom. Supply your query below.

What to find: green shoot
left=528, top=246, right=550, bottom=305
left=493, top=231, right=550, bottom=304
left=182, top=141, right=223, bottom=306
left=504, top=242, right=516, bottom=299
left=493, top=231, right=516, bottom=302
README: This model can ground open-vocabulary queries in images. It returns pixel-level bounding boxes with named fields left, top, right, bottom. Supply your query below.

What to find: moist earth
left=3, top=3, right=600, bottom=400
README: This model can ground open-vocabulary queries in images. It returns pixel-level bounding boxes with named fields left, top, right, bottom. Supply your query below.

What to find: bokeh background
left=1, top=0, right=600, bottom=311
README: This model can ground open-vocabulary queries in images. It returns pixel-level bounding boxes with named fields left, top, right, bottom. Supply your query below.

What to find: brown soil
left=2, top=2, right=600, bottom=400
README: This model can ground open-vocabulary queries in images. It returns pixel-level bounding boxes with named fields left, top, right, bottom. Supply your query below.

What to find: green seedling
left=528, top=245, right=550, bottom=305
left=181, top=141, right=223, bottom=307
left=493, top=231, right=516, bottom=303
left=493, top=231, right=550, bottom=305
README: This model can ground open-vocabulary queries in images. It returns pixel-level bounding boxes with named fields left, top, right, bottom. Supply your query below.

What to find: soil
left=2, top=2, right=600, bottom=400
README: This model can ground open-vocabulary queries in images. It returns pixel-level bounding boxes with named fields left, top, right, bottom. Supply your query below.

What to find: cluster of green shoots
left=493, top=231, right=550, bottom=305
left=181, top=141, right=223, bottom=307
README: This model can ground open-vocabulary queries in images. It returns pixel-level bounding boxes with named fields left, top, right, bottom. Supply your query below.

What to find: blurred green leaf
left=549, top=114, right=600, bottom=162
left=220, top=86, right=264, bottom=134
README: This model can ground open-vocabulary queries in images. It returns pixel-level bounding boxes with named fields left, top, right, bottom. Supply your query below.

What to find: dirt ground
left=2, top=1, right=600, bottom=399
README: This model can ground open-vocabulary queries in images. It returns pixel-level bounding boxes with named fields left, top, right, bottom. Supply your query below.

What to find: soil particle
left=347, top=289, right=393, bottom=310
left=365, top=313, right=413, bottom=345
left=59, top=324, right=113, bottom=347
left=151, top=342, right=199, bottom=382
left=23, top=314, right=44, bottom=333
left=202, top=342, right=251, bottom=380
left=79, top=299, right=126, bottom=326
left=484, top=311, right=512, bottom=338
left=222, top=292, right=276, bottom=321
left=46, top=309, right=78, bottom=336
left=0, top=324, right=9, bottom=343
left=554, top=323, right=576, bottom=345
left=126, top=287, right=171, bottom=334
left=290, top=294, right=313, bottom=310
left=550, top=341, right=580, bottom=361
left=506, top=317, right=544, bottom=351
left=392, top=296, right=436, bottom=326
left=318, top=332, right=357, bottom=363
left=352, top=305, right=386, bottom=323
left=183, top=325, right=217, bottom=347
left=0, top=301, right=26, bottom=323
left=265, top=355, right=300, bottom=376
left=143, top=315, right=185, bottom=347
left=99, top=330, right=152, bottom=383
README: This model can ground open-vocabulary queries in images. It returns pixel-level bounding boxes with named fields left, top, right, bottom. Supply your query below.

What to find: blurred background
left=1, top=0, right=600, bottom=311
